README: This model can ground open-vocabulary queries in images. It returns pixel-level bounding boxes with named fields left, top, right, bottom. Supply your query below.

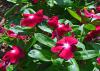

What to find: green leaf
left=4, top=5, right=18, bottom=18
left=9, top=26, right=23, bottom=34
left=90, top=42, right=100, bottom=51
left=84, top=24, right=96, bottom=30
left=28, top=49, right=50, bottom=61
left=7, top=0, right=17, bottom=3
left=7, top=65, right=13, bottom=71
left=38, top=23, right=53, bottom=33
left=75, top=50, right=99, bottom=60
left=7, top=0, right=28, bottom=3
left=34, top=33, right=55, bottom=47
left=52, top=58, right=64, bottom=65
left=23, top=8, right=35, bottom=14
left=67, top=58, right=79, bottom=71
left=67, top=8, right=81, bottom=22
left=55, top=0, right=73, bottom=6
left=76, top=42, right=85, bottom=50
left=25, top=36, right=36, bottom=50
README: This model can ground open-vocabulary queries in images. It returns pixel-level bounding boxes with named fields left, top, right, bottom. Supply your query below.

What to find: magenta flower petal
left=33, top=0, right=38, bottom=3
left=97, top=57, right=100, bottom=65
left=22, top=14, right=33, bottom=18
left=0, top=60, right=10, bottom=71
left=96, top=6, right=100, bottom=12
left=51, top=24, right=72, bottom=39
left=57, top=24, right=72, bottom=36
left=84, top=7, right=100, bottom=19
left=20, top=18, right=37, bottom=27
left=0, top=26, right=5, bottom=33
left=51, top=46, right=63, bottom=53
left=59, top=48, right=74, bottom=60
left=34, top=9, right=44, bottom=23
left=17, top=35, right=27, bottom=40
left=57, top=36, right=78, bottom=46
left=7, top=30, right=17, bottom=38
left=48, top=16, right=59, bottom=28
left=84, top=7, right=92, bottom=17
left=2, top=46, right=24, bottom=64
left=20, top=9, right=43, bottom=27
left=51, top=36, right=78, bottom=60
left=85, top=25, right=100, bottom=41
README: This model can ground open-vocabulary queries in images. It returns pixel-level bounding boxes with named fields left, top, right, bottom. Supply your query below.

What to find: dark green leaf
left=4, top=5, right=19, bottom=18
left=28, top=49, right=50, bottom=61
left=67, top=8, right=81, bottom=22
left=38, top=23, right=53, bottom=33
left=67, top=58, right=79, bottom=71
left=34, top=33, right=55, bottom=47
left=75, top=50, right=99, bottom=60
left=84, top=24, right=96, bottom=30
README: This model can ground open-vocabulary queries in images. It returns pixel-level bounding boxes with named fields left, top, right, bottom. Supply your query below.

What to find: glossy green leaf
left=28, top=49, right=50, bottom=61
left=38, top=23, right=53, bottom=33
left=7, top=65, right=13, bottom=71
left=84, top=24, right=96, bottom=30
left=34, top=33, right=55, bottom=47
left=55, top=0, right=73, bottom=6
left=67, top=58, right=79, bottom=71
left=4, top=5, right=18, bottom=18
left=75, top=50, right=99, bottom=60
left=9, top=26, right=23, bottom=34
left=7, top=0, right=17, bottom=3
left=7, top=0, right=28, bottom=3
left=47, top=0, right=55, bottom=7
left=67, top=8, right=81, bottom=22
left=25, top=36, right=36, bottom=50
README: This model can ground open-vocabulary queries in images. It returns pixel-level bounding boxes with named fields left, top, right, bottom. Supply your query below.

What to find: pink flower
left=17, top=35, right=27, bottom=40
left=33, top=0, right=38, bottom=3
left=0, top=26, right=5, bottom=33
left=48, top=16, right=59, bottom=28
left=96, top=6, right=100, bottom=13
left=0, top=46, right=24, bottom=71
left=10, top=23, right=16, bottom=27
left=83, top=7, right=100, bottom=19
left=48, top=16, right=72, bottom=39
left=51, top=24, right=72, bottom=39
left=51, top=36, right=78, bottom=60
left=0, top=61, right=8, bottom=71
left=7, top=30, right=27, bottom=40
left=97, top=57, right=100, bottom=65
left=33, top=0, right=45, bottom=3
left=20, top=9, right=44, bottom=28
left=2, top=46, right=24, bottom=64
left=7, top=30, right=17, bottom=38
left=85, top=25, right=100, bottom=41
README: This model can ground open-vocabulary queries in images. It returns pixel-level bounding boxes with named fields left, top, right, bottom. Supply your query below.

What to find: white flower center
left=29, top=15, right=34, bottom=19
left=63, top=43, right=70, bottom=49
left=58, top=24, right=63, bottom=28
left=11, top=50, right=16, bottom=53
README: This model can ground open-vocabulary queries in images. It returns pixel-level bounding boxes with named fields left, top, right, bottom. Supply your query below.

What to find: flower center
left=63, top=43, right=70, bottom=49
left=29, top=15, right=34, bottom=19
left=11, top=50, right=16, bottom=53
left=58, top=24, right=63, bottom=28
